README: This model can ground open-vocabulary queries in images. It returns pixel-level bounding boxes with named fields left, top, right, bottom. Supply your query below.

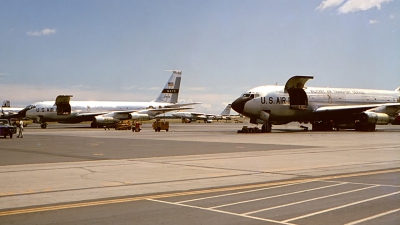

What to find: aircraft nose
left=231, top=97, right=250, bottom=114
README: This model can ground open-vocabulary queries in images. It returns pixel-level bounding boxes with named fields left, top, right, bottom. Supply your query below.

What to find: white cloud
left=316, top=0, right=345, bottom=11
left=316, top=0, right=393, bottom=14
left=0, top=73, right=9, bottom=76
left=369, top=19, right=379, bottom=24
left=26, top=28, right=56, bottom=36
left=390, top=14, right=395, bottom=19
left=339, top=0, right=393, bottom=14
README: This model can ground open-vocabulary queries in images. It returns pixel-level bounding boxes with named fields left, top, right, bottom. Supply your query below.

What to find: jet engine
left=130, top=113, right=151, bottom=121
left=359, top=112, right=393, bottom=125
left=94, top=116, right=117, bottom=124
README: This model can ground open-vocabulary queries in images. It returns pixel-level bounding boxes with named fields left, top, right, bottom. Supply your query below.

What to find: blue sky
left=0, top=0, right=399, bottom=113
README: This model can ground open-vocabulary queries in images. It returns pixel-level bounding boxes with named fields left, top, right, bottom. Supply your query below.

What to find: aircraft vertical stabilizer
left=154, top=70, right=182, bottom=103
left=221, top=104, right=232, bottom=116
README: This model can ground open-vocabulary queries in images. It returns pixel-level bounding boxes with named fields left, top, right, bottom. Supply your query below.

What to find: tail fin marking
left=155, top=70, right=182, bottom=104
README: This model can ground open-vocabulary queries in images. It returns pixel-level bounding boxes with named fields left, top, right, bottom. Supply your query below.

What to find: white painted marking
left=244, top=185, right=378, bottom=215
left=176, top=180, right=316, bottom=204
left=147, top=198, right=297, bottom=225
left=283, top=191, right=400, bottom=222
left=210, top=182, right=346, bottom=209
left=344, top=207, right=400, bottom=225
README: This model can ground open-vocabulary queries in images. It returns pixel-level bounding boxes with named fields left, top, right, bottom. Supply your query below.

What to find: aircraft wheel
left=10, top=134, right=13, bottom=139
left=41, top=123, right=47, bottom=129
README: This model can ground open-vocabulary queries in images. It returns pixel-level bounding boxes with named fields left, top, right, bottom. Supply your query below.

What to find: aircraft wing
left=165, top=102, right=202, bottom=108
left=109, top=107, right=196, bottom=115
left=314, top=103, right=400, bottom=116
left=188, top=112, right=205, bottom=116
left=145, top=107, right=193, bottom=113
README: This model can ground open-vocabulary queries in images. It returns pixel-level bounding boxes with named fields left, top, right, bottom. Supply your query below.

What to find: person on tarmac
left=17, top=120, right=24, bottom=138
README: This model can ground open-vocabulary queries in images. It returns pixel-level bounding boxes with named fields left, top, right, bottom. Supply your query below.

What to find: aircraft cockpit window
left=25, top=105, right=36, bottom=110
left=243, top=93, right=259, bottom=99
left=242, top=94, right=251, bottom=98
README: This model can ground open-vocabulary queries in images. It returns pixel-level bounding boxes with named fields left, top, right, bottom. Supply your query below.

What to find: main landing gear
left=237, top=123, right=272, bottom=133
left=40, top=123, right=48, bottom=129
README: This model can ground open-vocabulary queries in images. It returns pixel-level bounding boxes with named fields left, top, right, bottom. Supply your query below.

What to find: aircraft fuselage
left=25, top=101, right=176, bottom=123
left=232, top=84, right=400, bottom=130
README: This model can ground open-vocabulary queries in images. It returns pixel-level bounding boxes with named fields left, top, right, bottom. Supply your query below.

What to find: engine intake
left=130, top=113, right=151, bottom=121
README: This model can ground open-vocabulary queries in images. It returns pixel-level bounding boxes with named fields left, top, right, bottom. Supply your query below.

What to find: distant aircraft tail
left=2, top=100, right=10, bottom=108
left=221, top=104, right=232, bottom=116
left=154, top=70, right=182, bottom=104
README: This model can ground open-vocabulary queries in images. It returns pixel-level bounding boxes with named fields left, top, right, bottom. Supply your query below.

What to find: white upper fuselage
left=238, top=85, right=400, bottom=123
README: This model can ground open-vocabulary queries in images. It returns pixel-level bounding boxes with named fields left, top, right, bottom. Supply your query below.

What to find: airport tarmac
left=0, top=122, right=399, bottom=224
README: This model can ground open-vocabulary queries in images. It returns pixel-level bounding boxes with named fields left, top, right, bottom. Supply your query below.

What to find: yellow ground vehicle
left=152, top=119, right=169, bottom=132
left=115, top=120, right=131, bottom=130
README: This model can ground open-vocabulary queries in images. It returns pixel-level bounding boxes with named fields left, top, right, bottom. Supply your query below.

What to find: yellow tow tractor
left=115, top=120, right=132, bottom=130
left=152, top=119, right=169, bottom=132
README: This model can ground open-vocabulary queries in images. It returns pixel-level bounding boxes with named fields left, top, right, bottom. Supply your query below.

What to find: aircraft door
left=284, top=76, right=313, bottom=110
left=55, top=95, right=73, bottom=115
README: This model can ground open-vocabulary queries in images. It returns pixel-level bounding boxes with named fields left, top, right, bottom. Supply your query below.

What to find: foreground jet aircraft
left=22, top=70, right=198, bottom=128
left=231, top=76, right=400, bottom=132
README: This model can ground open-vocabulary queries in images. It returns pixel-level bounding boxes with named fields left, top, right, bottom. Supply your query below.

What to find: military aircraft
left=231, top=76, right=400, bottom=132
left=171, top=104, right=232, bottom=123
left=21, top=70, right=199, bottom=128
left=211, top=104, right=232, bottom=121
left=0, top=100, right=23, bottom=119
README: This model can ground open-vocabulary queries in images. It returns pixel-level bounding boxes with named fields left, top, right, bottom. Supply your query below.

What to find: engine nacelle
left=130, top=113, right=151, bottom=121
left=359, top=112, right=393, bottom=125
left=95, top=116, right=117, bottom=124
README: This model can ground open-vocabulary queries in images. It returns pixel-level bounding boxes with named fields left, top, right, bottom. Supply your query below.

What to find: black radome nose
left=231, top=97, right=250, bottom=114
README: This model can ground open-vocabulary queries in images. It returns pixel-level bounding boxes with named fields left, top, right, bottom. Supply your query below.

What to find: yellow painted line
left=0, top=168, right=399, bottom=217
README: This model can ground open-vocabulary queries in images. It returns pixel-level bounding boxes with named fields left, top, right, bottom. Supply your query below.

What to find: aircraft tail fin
left=396, top=86, right=400, bottom=92
left=221, top=104, right=232, bottom=116
left=154, top=70, right=182, bottom=104
left=2, top=100, right=10, bottom=108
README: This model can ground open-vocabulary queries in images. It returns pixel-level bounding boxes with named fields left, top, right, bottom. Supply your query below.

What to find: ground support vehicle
left=393, top=113, right=400, bottom=125
left=152, top=120, right=169, bottom=132
left=115, top=120, right=132, bottom=130
left=132, top=121, right=142, bottom=132
left=0, top=119, right=17, bottom=138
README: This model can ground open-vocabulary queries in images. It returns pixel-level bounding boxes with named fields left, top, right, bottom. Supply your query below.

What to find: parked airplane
left=172, top=104, right=232, bottom=123
left=171, top=111, right=208, bottom=122
left=212, top=104, right=232, bottom=121
left=0, top=100, right=23, bottom=119
left=21, top=70, right=199, bottom=128
left=231, top=76, right=400, bottom=132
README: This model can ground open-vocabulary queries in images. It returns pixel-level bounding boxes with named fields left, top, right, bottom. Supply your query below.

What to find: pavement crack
left=79, top=167, right=128, bottom=186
